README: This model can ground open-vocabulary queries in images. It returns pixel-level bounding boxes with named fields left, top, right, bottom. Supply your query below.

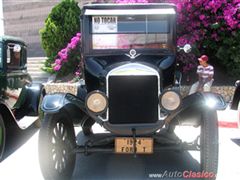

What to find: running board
left=16, top=116, right=38, bottom=129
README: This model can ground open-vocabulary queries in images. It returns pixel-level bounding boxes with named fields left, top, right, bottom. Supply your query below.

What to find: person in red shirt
left=189, top=55, right=214, bottom=95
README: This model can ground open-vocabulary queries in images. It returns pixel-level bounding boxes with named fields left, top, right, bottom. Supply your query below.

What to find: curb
left=217, top=109, right=240, bottom=129
left=218, top=121, right=239, bottom=128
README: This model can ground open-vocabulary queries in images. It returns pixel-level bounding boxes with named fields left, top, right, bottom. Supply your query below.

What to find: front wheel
left=200, top=109, right=218, bottom=180
left=38, top=111, right=76, bottom=180
left=0, top=114, right=6, bottom=162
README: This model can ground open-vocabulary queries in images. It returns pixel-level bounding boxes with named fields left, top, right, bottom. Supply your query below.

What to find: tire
left=200, top=109, right=218, bottom=180
left=38, top=111, right=76, bottom=180
left=0, top=114, right=6, bottom=162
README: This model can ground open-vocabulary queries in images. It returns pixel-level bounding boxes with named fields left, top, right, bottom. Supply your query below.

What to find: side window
left=7, top=43, right=22, bottom=69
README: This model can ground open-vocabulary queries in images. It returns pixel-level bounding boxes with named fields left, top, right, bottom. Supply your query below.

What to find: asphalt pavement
left=0, top=109, right=239, bottom=180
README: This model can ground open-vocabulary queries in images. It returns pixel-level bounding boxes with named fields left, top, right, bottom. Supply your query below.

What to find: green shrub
left=40, top=0, right=81, bottom=73
left=216, top=31, right=240, bottom=77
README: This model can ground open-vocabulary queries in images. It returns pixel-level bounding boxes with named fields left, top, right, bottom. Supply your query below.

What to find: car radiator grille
left=108, top=76, right=159, bottom=124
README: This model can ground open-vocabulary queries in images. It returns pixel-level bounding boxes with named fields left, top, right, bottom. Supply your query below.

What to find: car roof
left=83, top=3, right=176, bottom=10
left=83, top=3, right=176, bottom=17
left=0, top=35, right=26, bottom=45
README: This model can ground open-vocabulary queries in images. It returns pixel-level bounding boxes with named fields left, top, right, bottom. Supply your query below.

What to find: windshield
left=91, top=15, right=171, bottom=50
left=0, top=42, right=2, bottom=69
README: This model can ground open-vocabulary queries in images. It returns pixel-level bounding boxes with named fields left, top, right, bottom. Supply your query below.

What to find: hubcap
left=51, top=122, right=69, bottom=173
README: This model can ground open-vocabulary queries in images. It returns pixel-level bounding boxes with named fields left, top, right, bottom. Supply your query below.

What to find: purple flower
left=60, top=48, right=67, bottom=55
left=55, top=58, right=61, bottom=65
left=71, top=37, right=79, bottom=43
left=53, top=64, right=61, bottom=71
left=62, top=55, right=68, bottom=62
left=76, top=32, right=81, bottom=37
left=199, top=15, right=206, bottom=21
left=59, top=53, right=68, bottom=61
left=233, top=0, right=240, bottom=4
left=177, top=37, right=188, bottom=46
left=67, top=42, right=77, bottom=49
left=67, top=43, right=72, bottom=49
left=75, top=71, right=81, bottom=76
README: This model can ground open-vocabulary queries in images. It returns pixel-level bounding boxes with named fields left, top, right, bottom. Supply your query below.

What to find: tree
left=40, top=0, right=81, bottom=73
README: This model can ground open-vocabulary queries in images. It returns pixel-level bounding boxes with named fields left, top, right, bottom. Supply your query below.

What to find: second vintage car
left=0, top=35, right=43, bottom=161
left=38, top=3, right=226, bottom=180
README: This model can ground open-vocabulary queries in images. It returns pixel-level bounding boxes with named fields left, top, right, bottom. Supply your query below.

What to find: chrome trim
left=125, top=49, right=141, bottom=59
left=101, top=63, right=161, bottom=122
left=235, top=80, right=240, bottom=87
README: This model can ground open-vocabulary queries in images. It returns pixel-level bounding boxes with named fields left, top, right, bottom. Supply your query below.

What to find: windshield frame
left=82, top=5, right=177, bottom=56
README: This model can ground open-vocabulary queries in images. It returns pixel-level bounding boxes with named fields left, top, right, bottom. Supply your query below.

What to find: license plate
left=115, top=137, right=153, bottom=154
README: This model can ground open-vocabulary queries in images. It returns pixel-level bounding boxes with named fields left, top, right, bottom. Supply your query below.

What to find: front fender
left=166, top=92, right=226, bottom=126
left=14, top=83, right=43, bottom=119
left=41, top=93, right=86, bottom=114
left=25, top=83, right=43, bottom=116
left=41, top=93, right=88, bottom=125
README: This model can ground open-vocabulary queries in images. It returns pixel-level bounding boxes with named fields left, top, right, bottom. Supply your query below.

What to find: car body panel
left=231, top=81, right=240, bottom=110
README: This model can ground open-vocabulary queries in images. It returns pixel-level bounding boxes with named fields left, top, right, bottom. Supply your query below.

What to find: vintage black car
left=231, top=80, right=240, bottom=110
left=0, top=36, right=43, bottom=161
left=38, top=3, right=226, bottom=180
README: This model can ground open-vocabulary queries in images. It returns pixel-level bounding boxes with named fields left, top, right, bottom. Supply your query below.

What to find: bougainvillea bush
left=52, top=32, right=81, bottom=77
left=173, top=0, right=240, bottom=76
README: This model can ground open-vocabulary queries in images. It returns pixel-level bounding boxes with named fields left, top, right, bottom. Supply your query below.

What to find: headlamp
left=160, top=90, right=181, bottom=111
left=86, top=91, right=108, bottom=114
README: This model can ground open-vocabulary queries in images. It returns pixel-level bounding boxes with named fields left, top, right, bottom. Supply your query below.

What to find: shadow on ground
left=231, top=138, right=240, bottom=146
left=1, top=125, right=38, bottom=162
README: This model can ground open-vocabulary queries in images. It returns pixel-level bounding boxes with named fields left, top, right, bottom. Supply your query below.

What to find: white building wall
left=0, top=0, right=4, bottom=35
left=1, top=0, right=100, bottom=56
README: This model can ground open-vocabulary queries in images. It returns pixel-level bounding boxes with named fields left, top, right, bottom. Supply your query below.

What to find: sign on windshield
left=91, top=15, right=170, bottom=50
left=92, top=16, right=118, bottom=33
left=92, top=15, right=169, bottom=34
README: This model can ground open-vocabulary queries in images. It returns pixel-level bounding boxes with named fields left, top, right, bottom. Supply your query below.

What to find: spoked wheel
left=0, top=114, right=6, bottom=162
left=38, top=111, right=76, bottom=180
left=200, top=109, right=218, bottom=180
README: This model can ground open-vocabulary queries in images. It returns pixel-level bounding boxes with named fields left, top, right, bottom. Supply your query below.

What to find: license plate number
left=115, top=137, right=153, bottom=154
